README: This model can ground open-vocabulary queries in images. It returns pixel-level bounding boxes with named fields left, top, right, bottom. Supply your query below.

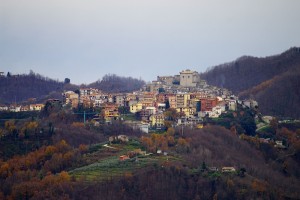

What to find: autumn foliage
left=0, top=140, right=86, bottom=199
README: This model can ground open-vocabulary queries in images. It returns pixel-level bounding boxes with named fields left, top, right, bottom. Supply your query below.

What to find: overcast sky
left=1, top=0, right=300, bottom=84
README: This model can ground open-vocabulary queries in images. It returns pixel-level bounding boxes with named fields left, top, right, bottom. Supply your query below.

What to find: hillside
left=1, top=101, right=300, bottom=199
left=88, top=74, right=145, bottom=93
left=200, top=47, right=300, bottom=118
left=0, top=72, right=145, bottom=105
left=1, top=123, right=299, bottom=199
left=0, top=72, right=78, bottom=104
left=239, top=68, right=300, bottom=118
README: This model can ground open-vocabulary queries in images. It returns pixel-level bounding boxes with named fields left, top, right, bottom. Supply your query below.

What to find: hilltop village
left=61, top=69, right=257, bottom=133
left=0, top=70, right=259, bottom=133
left=1, top=70, right=300, bottom=199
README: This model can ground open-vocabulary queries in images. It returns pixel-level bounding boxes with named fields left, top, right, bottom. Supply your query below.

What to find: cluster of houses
left=62, top=70, right=258, bottom=133
left=0, top=69, right=259, bottom=134
left=0, top=103, right=44, bottom=112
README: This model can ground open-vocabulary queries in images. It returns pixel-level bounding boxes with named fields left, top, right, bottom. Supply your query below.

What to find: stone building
left=179, top=69, right=200, bottom=87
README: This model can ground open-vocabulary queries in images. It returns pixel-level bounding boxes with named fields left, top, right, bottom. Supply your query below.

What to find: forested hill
left=87, top=74, right=145, bottom=93
left=200, top=47, right=300, bottom=118
left=0, top=72, right=68, bottom=104
left=0, top=72, right=145, bottom=104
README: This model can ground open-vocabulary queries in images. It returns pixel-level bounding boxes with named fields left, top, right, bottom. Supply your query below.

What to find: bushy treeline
left=200, top=47, right=300, bottom=118
left=88, top=74, right=145, bottom=93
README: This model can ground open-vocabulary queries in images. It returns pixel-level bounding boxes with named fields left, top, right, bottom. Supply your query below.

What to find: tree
left=177, top=138, right=190, bottom=153
left=167, top=127, right=175, bottom=136
left=164, top=121, right=172, bottom=129
left=5, top=120, right=17, bottom=138
left=140, top=136, right=154, bottom=152
left=79, top=144, right=88, bottom=153
left=0, top=162, right=10, bottom=178
left=26, top=121, right=39, bottom=135
left=165, top=100, right=170, bottom=109
left=240, top=113, right=256, bottom=135
left=74, top=89, right=80, bottom=95
left=64, top=78, right=70, bottom=84
left=239, top=167, right=246, bottom=177
left=270, top=118, right=279, bottom=134
left=0, top=128, right=4, bottom=140
left=201, top=161, right=207, bottom=171
left=167, top=135, right=175, bottom=146
left=164, top=108, right=178, bottom=121
left=251, top=179, right=267, bottom=194
left=45, top=145, right=57, bottom=157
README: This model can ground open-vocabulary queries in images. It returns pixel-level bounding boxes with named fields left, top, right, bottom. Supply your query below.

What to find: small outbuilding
left=221, top=167, right=236, bottom=173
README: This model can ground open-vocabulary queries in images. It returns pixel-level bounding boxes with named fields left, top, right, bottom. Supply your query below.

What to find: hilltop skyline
left=1, top=0, right=300, bottom=84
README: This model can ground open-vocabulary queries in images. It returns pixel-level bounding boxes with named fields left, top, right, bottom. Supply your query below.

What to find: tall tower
left=179, top=69, right=200, bottom=87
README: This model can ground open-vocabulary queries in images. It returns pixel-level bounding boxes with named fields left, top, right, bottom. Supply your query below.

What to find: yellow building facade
left=130, top=102, right=143, bottom=113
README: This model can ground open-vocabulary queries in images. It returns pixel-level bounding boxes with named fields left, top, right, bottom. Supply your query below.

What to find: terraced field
left=69, top=140, right=179, bottom=182
left=69, top=155, right=160, bottom=181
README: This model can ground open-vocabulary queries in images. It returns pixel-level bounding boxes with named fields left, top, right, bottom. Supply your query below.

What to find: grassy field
left=256, top=125, right=272, bottom=133
left=69, top=155, right=159, bottom=181
left=69, top=139, right=182, bottom=182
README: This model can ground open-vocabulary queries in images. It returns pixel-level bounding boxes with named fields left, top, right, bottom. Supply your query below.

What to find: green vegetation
left=70, top=156, right=157, bottom=181
left=256, top=125, right=272, bottom=133
left=0, top=111, right=39, bottom=126
left=208, top=171, right=222, bottom=178
left=121, top=113, right=137, bottom=121
left=205, top=106, right=257, bottom=135
left=88, top=143, right=103, bottom=153
left=70, top=140, right=179, bottom=182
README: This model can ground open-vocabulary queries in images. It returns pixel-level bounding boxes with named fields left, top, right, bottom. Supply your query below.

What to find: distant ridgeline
left=0, top=72, right=145, bottom=105
left=200, top=47, right=300, bottom=118
left=0, top=72, right=65, bottom=104
left=87, top=74, right=145, bottom=93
